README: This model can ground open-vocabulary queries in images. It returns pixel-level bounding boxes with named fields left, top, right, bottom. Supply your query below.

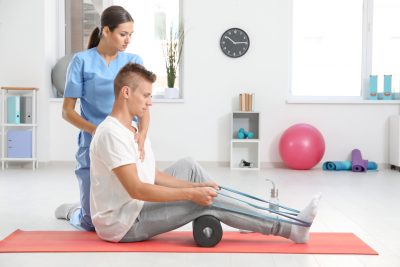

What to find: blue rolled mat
left=323, top=161, right=378, bottom=171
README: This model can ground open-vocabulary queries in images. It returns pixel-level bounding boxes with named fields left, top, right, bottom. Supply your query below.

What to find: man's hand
left=134, top=132, right=146, bottom=162
left=190, top=187, right=218, bottom=206
left=196, top=182, right=220, bottom=191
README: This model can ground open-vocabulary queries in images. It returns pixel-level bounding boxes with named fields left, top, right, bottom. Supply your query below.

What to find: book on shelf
left=252, top=93, right=255, bottom=111
left=249, top=94, right=252, bottom=111
left=238, top=93, right=255, bottom=111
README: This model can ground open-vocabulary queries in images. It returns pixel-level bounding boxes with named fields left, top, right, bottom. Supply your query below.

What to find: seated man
left=89, top=62, right=322, bottom=243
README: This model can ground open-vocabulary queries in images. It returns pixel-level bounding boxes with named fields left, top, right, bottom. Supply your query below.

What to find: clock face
left=220, top=28, right=250, bottom=58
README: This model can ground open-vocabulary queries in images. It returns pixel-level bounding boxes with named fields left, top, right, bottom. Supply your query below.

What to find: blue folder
left=323, top=161, right=378, bottom=171
left=383, top=75, right=394, bottom=100
left=369, top=75, right=378, bottom=100
left=7, top=96, right=20, bottom=124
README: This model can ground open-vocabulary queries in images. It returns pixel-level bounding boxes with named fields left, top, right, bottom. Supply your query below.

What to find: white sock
left=289, top=192, right=322, bottom=244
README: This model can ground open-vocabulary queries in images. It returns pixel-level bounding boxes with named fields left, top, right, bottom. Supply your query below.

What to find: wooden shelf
left=1, top=87, right=39, bottom=91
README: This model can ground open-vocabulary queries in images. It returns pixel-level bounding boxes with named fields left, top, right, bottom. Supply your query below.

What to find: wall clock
left=220, top=28, right=250, bottom=58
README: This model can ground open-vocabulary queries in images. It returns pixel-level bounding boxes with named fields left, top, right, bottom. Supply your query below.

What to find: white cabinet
left=230, top=112, right=260, bottom=170
left=1, top=87, right=38, bottom=169
left=390, top=115, right=400, bottom=170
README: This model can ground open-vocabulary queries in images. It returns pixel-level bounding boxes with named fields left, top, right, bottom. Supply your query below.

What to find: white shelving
left=1, top=87, right=39, bottom=169
left=230, top=112, right=260, bottom=170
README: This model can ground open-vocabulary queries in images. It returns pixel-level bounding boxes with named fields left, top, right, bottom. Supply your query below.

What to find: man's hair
left=114, top=62, right=157, bottom=97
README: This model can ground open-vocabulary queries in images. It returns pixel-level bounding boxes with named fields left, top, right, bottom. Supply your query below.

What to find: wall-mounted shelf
left=230, top=112, right=260, bottom=170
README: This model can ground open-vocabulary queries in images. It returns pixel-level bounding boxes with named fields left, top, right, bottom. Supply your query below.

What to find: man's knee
left=178, top=157, right=197, bottom=168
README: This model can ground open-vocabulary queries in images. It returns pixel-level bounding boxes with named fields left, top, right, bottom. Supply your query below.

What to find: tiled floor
left=1, top=163, right=400, bottom=267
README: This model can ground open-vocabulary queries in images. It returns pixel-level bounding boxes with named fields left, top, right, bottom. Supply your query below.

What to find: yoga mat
left=352, top=149, right=368, bottom=172
left=323, top=161, right=378, bottom=171
left=0, top=230, right=378, bottom=255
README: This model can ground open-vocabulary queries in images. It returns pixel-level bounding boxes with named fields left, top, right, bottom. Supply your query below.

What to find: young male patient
left=89, top=62, right=322, bottom=243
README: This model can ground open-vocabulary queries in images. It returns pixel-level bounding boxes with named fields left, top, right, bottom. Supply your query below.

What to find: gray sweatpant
left=119, top=157, right=292, bottom=243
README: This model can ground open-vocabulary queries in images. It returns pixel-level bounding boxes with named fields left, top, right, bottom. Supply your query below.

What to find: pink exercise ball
left=279, top=124, right=325, bottom=170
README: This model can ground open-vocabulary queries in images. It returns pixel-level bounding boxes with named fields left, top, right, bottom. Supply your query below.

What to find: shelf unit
left=1, top=87, right=39, bottom=169
left=230, top=111, right=260, bottom=170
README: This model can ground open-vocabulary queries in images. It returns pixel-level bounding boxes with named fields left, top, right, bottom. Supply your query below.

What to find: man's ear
left=121, top=86, right=131, bottom=99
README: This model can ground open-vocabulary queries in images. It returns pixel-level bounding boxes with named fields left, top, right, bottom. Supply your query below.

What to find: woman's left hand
left=134, top=132, right=146, bottom=162
left=197, top=182, right=220, bottom=191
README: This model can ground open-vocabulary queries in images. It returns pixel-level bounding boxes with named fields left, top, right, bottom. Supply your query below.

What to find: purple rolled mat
left=352, top=149, right=368, bottom=172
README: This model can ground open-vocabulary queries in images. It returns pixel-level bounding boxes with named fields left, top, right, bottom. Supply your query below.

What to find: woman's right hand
left=189, top=187, right=218, bottom=206
left=62, top=97, right=97, bottom=134
left=91, top=127, right=97, bottom=142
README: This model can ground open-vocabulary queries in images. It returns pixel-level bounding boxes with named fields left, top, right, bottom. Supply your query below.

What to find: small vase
left=164, top=88, right=179, bottom=99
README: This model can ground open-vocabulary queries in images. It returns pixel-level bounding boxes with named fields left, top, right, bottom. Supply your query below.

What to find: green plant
left=158, top=21, right=186, bottom=88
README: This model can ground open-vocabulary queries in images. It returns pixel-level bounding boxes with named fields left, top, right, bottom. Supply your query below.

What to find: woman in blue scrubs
left=55, top=6, right=150, bottom=231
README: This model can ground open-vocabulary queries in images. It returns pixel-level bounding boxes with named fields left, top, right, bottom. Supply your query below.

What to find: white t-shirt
left=89, top=116, right=155, bottom=242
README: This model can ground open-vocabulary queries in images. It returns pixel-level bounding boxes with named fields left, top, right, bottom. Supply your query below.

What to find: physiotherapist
left=54, top=6, right=150, bottom=231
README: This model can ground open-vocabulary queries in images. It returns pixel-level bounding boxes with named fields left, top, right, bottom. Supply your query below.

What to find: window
left=65, top=0, right=103, bottom=54
left=372, top=0, right=400, bottom=93
left=289, top=0, right=400, bottom=101
left=113, top=0, right=181, bottom=96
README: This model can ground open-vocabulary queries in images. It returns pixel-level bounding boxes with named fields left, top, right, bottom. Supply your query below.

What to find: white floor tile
left=313, top=255, right=365, bottom=267
left=186, top=253, right=230, bottom=267
left=271, top=254, right=320, bottom=267
left=230, top=253, right=275, bottom=267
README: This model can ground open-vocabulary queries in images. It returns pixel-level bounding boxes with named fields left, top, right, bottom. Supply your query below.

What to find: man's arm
left=154, top=167, right=220, bottom=191
left=135, top=109, right=149, bottom=161
left=113, top=164, right=218, bottom=206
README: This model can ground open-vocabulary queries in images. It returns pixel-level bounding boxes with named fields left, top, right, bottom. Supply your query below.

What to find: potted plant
left=158, top=21, right=185, bottom=98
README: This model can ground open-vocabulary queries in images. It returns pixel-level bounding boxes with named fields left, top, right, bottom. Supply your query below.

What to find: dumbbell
left=192, top=215, right=223, bottom=247
left=239, top=159, right=255, bottom=168
left=237, top=128, right=254, bottom=139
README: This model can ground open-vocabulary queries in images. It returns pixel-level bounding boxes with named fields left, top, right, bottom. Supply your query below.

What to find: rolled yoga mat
left=0, top=230, right=378, bottom=255
left=323, top=161, right=378, bottom=171
left=351, top=149, right=369, bottom=172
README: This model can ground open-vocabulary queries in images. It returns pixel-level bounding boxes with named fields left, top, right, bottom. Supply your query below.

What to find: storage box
left=369, top=75, right=378, bottom=100
left=7, top=131, right=32, bottom=158
left=383, top=75, right=394, bottom=100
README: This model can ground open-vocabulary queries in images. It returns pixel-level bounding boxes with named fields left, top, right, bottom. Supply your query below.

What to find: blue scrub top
left=64, top=47, right=144, bottom=147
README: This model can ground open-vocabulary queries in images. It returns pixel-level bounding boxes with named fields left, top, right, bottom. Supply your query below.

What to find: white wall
left=49, top=0, right=399, bottom=164
left=0, top=0, right=58, bottom=163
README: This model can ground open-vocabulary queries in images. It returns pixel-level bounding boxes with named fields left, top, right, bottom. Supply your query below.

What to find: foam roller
left=192, top=215, right=223, bottom=247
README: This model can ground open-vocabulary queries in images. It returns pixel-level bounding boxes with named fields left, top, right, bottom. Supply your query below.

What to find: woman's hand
left=196, top=182, right=220, bottom=191
left=134, top=132, right=146, bottom=162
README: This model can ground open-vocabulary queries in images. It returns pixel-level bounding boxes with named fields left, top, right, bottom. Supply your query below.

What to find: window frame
left=57, top=0, right=185, bottom=102
left=287, top=0, right=400, bottom=104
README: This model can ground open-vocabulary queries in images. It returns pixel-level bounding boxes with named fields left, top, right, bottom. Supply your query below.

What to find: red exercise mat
left=0, top=230, right=378, bottom=255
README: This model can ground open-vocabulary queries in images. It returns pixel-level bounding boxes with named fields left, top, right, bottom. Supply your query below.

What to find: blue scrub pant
left=70, top=132, right=95, bottom=231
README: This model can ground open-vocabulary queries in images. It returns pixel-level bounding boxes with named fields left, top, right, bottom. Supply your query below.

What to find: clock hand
left=235, top=42, right=248, bottom=44
left=225, top=36, right=236, bottom=44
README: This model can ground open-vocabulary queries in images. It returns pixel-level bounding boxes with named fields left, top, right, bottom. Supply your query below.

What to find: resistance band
left=211, top=186, right=312, bottom=227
